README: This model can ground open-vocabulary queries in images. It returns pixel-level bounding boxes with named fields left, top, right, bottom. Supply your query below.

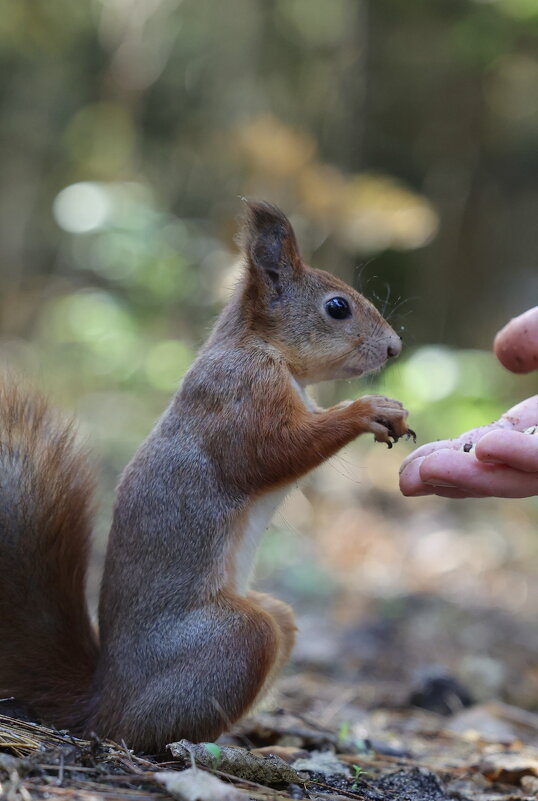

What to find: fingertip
left=494, top=307, right=538, bottom=374
left=399, top=458, right=428, bottom=496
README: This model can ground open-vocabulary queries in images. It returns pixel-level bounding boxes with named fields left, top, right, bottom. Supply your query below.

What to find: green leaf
left=202, top=742, right=222, bottom=767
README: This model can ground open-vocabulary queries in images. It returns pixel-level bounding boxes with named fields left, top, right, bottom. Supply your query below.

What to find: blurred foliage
left=0, top=0, right=537, bottom=617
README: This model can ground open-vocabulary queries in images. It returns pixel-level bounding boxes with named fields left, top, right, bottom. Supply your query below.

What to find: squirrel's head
left=239, top=200, right=402, bottom=383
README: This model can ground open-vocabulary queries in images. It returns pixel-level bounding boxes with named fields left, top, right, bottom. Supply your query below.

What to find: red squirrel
left=0, top=201, right=413, bottom=752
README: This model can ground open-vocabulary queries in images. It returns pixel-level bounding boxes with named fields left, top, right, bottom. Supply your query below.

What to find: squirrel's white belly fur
left=234, top=486, right=290, bottom=595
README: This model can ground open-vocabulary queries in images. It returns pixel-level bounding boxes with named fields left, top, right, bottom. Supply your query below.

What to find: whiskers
left=353, top=258, right=379, bottom=294
left=320, top=342, right=389, bottom=378
left=321, top=345, right=360, bottom=369
left=353, top=259, right=415, bottom=339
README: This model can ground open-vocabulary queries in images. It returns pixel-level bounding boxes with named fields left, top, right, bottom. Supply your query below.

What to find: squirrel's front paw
left=359, top=395, right=415, bottom=448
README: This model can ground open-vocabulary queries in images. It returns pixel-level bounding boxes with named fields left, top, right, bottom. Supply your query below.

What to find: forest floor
left=2, top=596, right=538, bottom=801
left=2, top=682, right=538, bottom=801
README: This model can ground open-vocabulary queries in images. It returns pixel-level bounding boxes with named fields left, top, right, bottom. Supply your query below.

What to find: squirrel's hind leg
left=247, top=591, right=296, bottom=693
left=92, top=592, right=288, bottom=752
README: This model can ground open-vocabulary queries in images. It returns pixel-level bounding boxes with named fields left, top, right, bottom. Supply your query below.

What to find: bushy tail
left=0, top=382, right=98, bottom=730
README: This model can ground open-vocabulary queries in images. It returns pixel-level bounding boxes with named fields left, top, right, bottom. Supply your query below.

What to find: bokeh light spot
left=53, top=182, right=111, bottom=233
left=403, top=346, right=460, bottom=402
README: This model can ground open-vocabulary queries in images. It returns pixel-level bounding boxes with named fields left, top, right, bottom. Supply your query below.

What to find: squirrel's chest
left=231, top=486, right=290, bottom=596
left=225, top=375, right=310, bottom=596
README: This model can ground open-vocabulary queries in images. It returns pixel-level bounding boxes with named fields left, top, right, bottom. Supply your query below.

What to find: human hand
left=399, top=396, right=538, bottom=498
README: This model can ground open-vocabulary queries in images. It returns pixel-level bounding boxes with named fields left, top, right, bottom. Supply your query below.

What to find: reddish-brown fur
left=0, top=384, right=98, bottom=728
left=0, top=202, right=410, bottom=752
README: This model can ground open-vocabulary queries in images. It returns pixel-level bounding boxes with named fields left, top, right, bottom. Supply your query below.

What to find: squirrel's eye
left=325, top=297, right=351, bottom=320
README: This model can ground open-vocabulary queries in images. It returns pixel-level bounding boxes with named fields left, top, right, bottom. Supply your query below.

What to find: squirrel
left=0, top=201, right=413, bottom=753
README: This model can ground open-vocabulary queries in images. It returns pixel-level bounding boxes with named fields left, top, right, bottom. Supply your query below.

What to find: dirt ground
left=2, top=667, right=538, bottom=801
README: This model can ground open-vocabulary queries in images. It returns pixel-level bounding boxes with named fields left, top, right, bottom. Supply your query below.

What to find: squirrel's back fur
left=0, top=382, right=98, bottom=729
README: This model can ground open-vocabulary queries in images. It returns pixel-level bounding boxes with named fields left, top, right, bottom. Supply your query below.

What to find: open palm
left=400, top=307, right=538, bottom=499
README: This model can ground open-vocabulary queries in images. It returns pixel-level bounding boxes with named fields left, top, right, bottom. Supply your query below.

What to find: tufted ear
left=239, top=200, right=303, bottom=294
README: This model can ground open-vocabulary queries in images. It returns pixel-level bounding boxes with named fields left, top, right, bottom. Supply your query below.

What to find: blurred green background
left=1, top=0, right=538, bottom=703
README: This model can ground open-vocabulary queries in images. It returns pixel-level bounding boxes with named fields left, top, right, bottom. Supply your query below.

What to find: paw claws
left=406, top=428, right=417, bottom=443
left=365, top=397, right=415, bottom=449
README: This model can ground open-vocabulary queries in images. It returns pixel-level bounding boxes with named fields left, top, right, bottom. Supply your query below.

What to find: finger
left=418, top=450, right=538, bottom=498
left=494, top=307, right=538, bottom=373
left=400, top=439, right=462, bottom=473
left=399, top=457, right=472, bottom=497
left=475, top=429, right=538, bottom=472
left=501, top=395, right=538, bottom=429
left=417, top=451, right=487, bottom=497
left=399, top=458, right=430, bottom=494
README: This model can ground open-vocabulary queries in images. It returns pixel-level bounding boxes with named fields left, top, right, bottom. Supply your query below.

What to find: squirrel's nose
left=387, top=336, right=402, bottom=359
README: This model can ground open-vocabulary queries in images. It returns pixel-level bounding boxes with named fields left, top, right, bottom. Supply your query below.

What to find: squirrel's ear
left=239, top=200, right=302, bottom=291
